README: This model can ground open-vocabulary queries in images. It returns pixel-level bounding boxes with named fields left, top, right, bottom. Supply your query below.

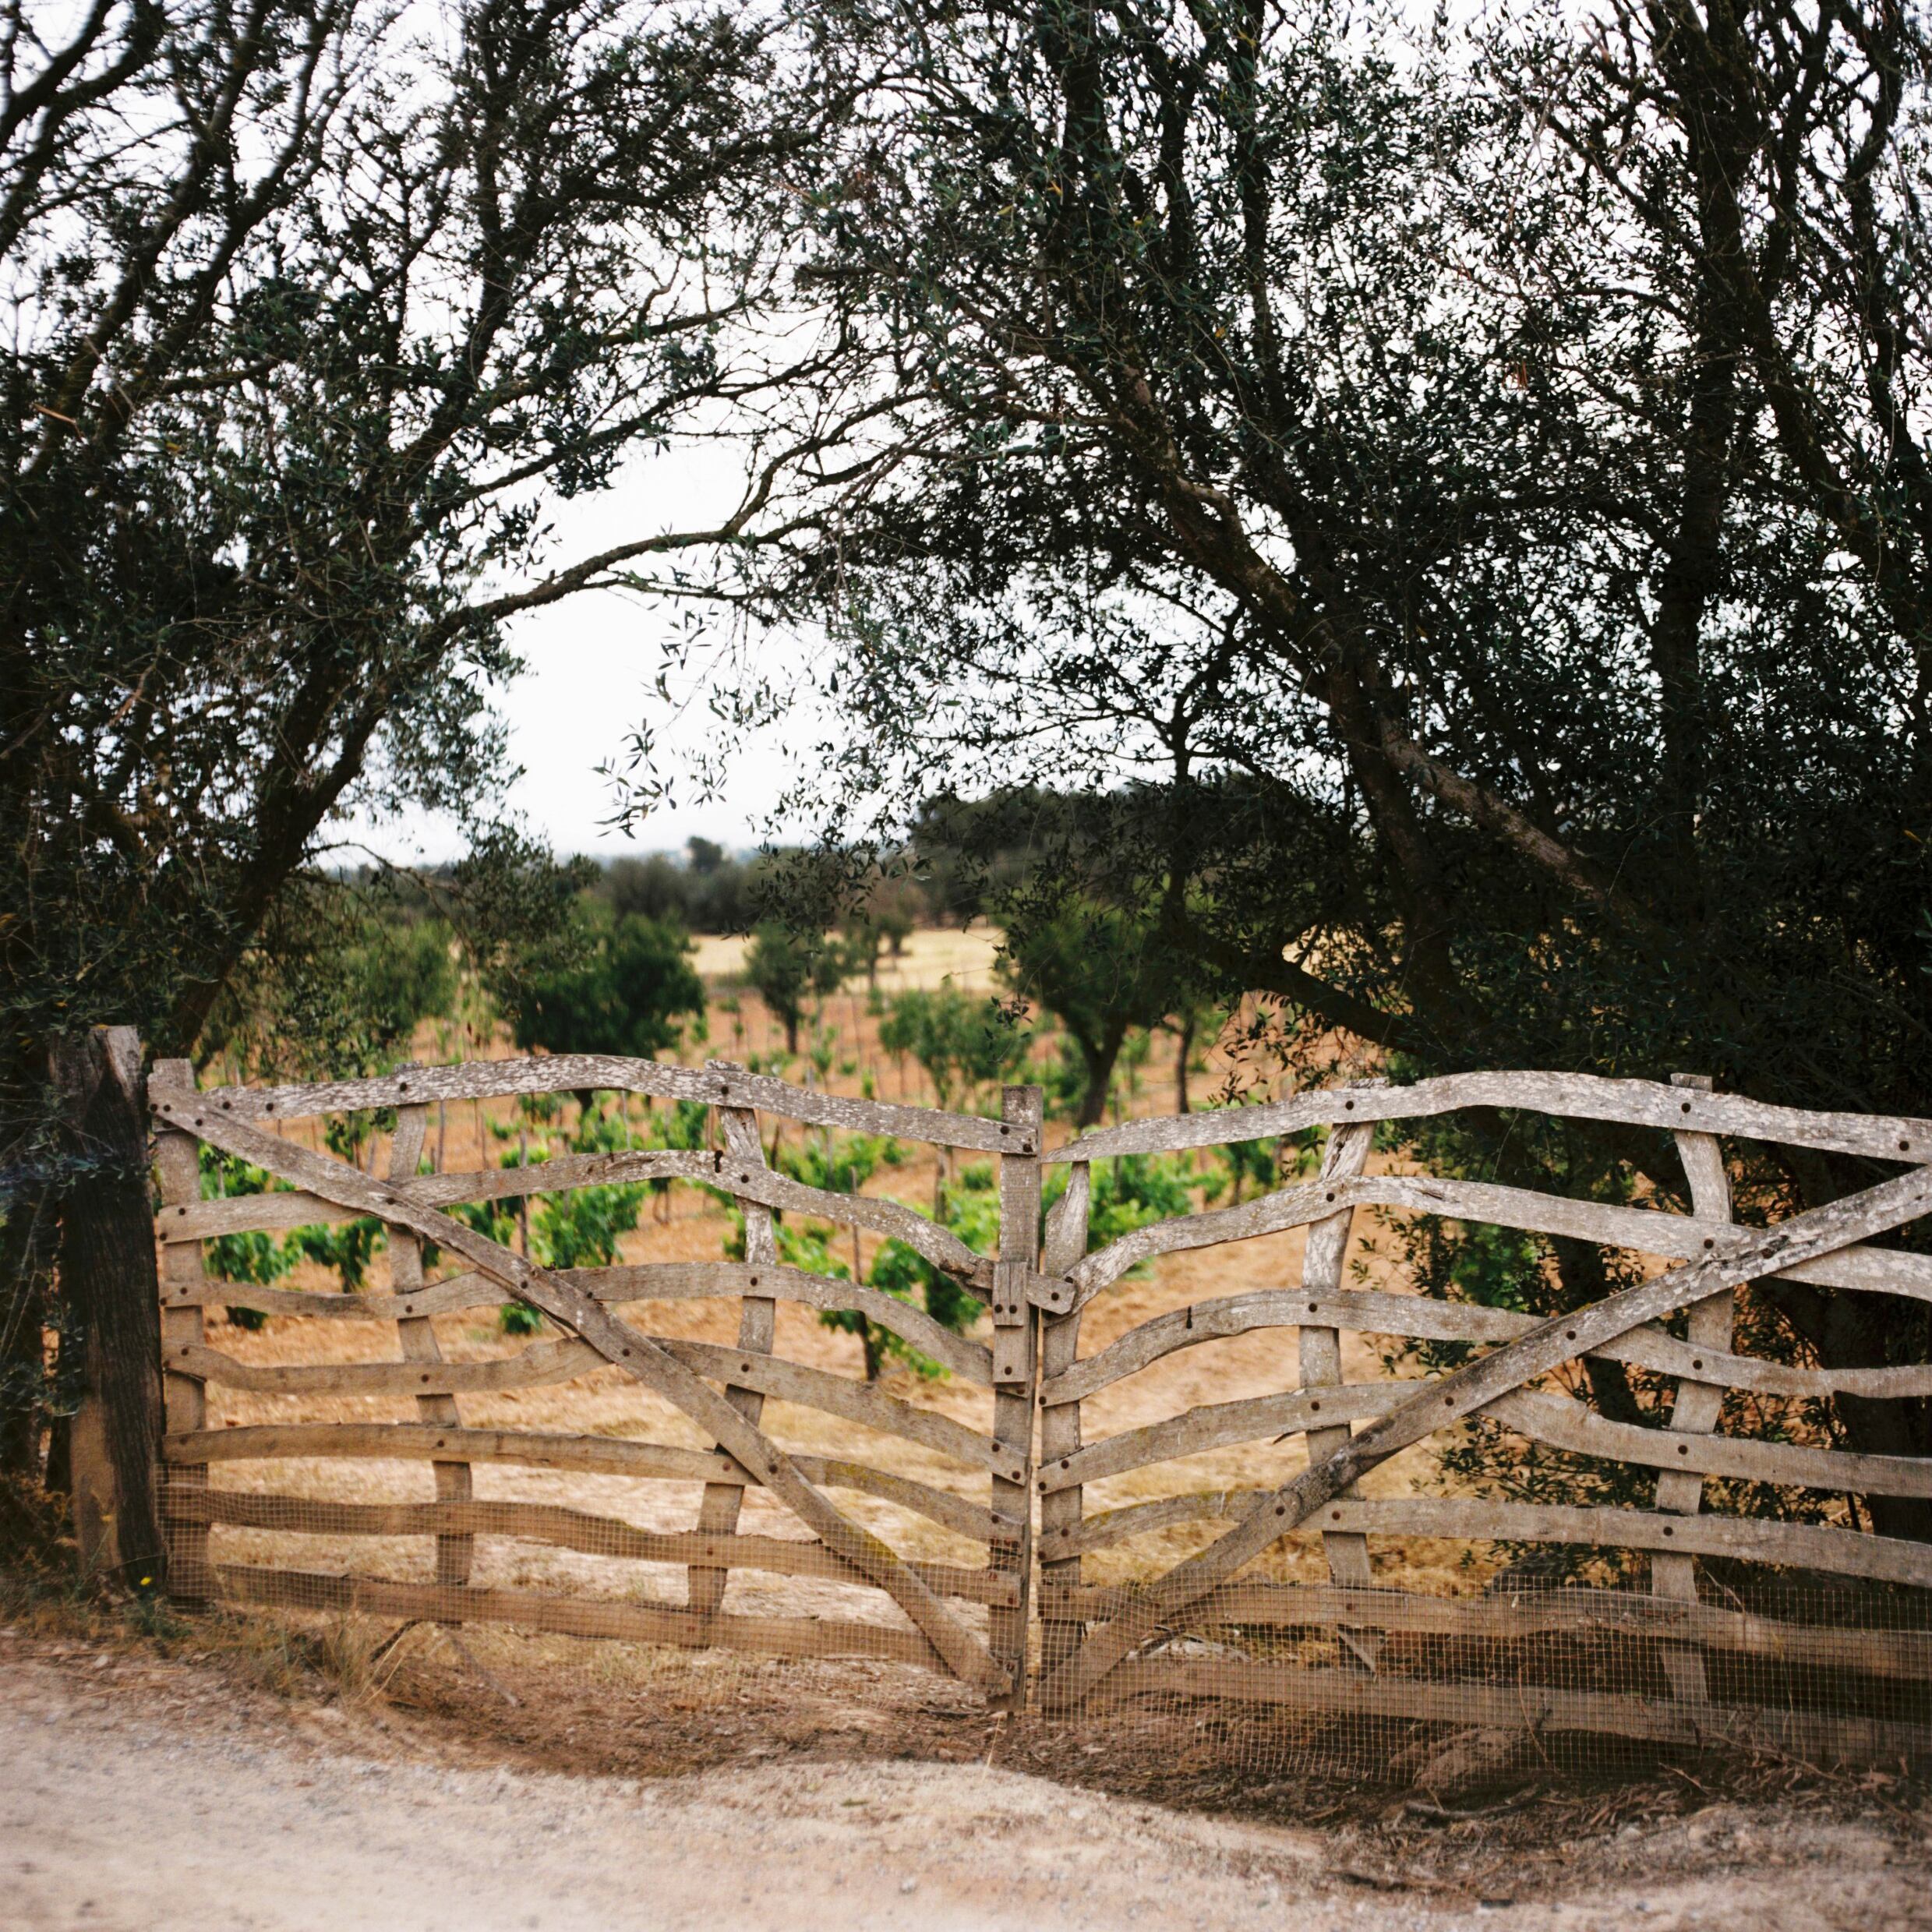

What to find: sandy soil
left=5, top=1623, right=1928, bottom=1932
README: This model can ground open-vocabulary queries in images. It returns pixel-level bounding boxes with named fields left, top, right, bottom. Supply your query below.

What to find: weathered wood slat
left=154, top=1060, right=210, bottom=1602
left=1095, top=1659, right=1932, bottom=1764
left=214, top=1565, right=944, bottom=1669
left=1040, top=1386, right=1405, bottom=1493
left=1047, top=1160, right=1932, bottom=1705
left=1047, top=1072, right=1932, bottom=1167
left=171, top=1334, right=1015, bottom=1481
left=163, top=1490, right=1014, bottom=1605
left=689, top=1096, right=782, bottom=1616
left=166, top=1262, right=993, bottom=1384
left=1044, top=1287, right=1932, bottom=1405
left=166, top=1150, right=719, bottom=1240
left=989, top=1085, right=1044, bottom=1697
left=1489, top=1390, right=1932, bottom=1498
left=147, top=1086, right=1004, bottom=1691
left=1036, top=1579, right=1932, bottom=1680
left=1038, top=1161, right=1091, bottom=1676
left=1300, top=1120, right=1378, bottom=1605
left=387, top=1094, right=473, bottom=1598
left=162, top=1425, right=1008, bottom=1545
left=1066, top=1171, right=1932, bottom=1315
left=174, top=1057, right=1021, bottom=1152
left=1051, top=1490, right=1932, bottom=1586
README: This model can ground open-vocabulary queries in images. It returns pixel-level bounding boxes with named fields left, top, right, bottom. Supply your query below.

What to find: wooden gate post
left=50, top=1026, right=165, bottom=1590
left=989, top=1083, right=1044, bottom=1705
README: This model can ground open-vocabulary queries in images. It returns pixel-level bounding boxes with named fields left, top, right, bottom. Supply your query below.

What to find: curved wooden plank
left=161, top=1425, right=1007, bottom=1545
left=170, top=1335, right=1012, bottom=1478
left=1052, top=1489, right=1932, bottom=1585
left=1490, top=1390, right=1932, bottom=1499
left=659, top=1340, right=1020, bottom=1482
left=1044, top=1287, right=1932, bottom=1405
left=163, top=1150, right=719, bottom=1241
left=1047, top=1072, right=1932, bottom=1167
left=1037, top=1579, right=1932, bottom=1680
left=148, top=1092, right=1003, bottom=1691
left=1046, top=1160, right=1932, bottom=1702
left=214, top=1565, right=942, bottom=1669
left=164, top=1490, right=1013, bottom=1605
left=1095, top=1659, right=1932, bottom=1764
left=1065, top=1171, right=1932, bottom=1317
left=1068, top=1180, right=1340, bottom=1304
left=719, top=1163, right=994, bottom=1296
left=164, top=1262, right=994, bottom=1383
left=171, top=1338, right=599, bottom=1397
left=160, top=1055, right=1018, bottom=1152
left=1039, top=1385, right=1405, bottom=1494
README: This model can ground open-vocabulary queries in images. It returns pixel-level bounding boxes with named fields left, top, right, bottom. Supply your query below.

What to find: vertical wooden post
left=51, top=1026, right=165, bottom=1590
left=1300, top=1118, right=1378, bottom=1591
left=1654, top=1072, right=1739, bottom=1699
left=687, top=1065, right=776, bottom=1615
left=1037, top=1160, right=1090, bottom=1683
left=989, top=1083, right=1043, bottom=1705
left=387, top=1073, right=474, bottom=1597
left=151, top=1056, right=210, bottom=1603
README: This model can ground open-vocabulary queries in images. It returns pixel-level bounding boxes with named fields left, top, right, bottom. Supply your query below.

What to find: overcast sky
left=348, top=442, right=800, bottom=866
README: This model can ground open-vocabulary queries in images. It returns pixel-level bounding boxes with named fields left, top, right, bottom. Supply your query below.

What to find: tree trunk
left=49, top=1027, right=166, bottom=1589
left=1075, top=1022, right=1129, bottom=1128
left=0, top=1178, right=57, bottom=1482
left=1174, top=1010, right=1195, bottom=1115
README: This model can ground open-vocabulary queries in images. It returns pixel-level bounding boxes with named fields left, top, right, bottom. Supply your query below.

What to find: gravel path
left=3, top=1623, right=1929, bottom=1932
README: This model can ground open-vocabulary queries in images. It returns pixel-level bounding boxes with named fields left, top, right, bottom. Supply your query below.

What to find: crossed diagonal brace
left=150, top=1083, right=1005, bottom=1694
left=1040, top=1157, right=1932, bottom=1708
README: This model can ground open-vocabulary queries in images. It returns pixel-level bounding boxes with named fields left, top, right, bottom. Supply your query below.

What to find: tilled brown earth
left=2, top=1618, right=1930, bottom=1932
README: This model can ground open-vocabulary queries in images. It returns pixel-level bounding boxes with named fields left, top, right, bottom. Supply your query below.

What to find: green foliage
left=999, top=905, right=1174, bottom=1125
left=743, top=923, right=848, bottom=1053
left=455, top=1099, right=650, bottom=1333
left=878, top=987, right=1028, bottom=1111
left=197, top=1146, right=297, bottom=1330
left=491, top=907, right=705, bottom=1065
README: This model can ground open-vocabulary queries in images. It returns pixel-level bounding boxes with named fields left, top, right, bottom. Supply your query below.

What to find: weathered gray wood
left=154, top=1060, right=210, bottom=1604
left=1487, top=1389, right=1932, bottom=1498
left=215, top=1565, right=944, bottom=1670
left=162, top=1490, right=1014, bottom=1605
left=148, top=1090, right=1002, bottom=1690
left=989, top=1086, right=1043, bottom=1699
left=1300, top=1120, right=1378, bottom=1604
left=719, top=1160, right=994, bottom=1299
left=689, top=1094, right=780, bottom=1616
left=1036, top=1578, right=1932, bottom=1680
left=1038, top=1161, right=1091, bottom=1676
left=170, top=1055, right=1019, bottom=1151
left=1047, top=1158, right=1932, bottom=1702
left=387, top=1091, right=473, bottom=1598
left=1043, top=1286, right=1932, bottom=1405
left=1052, top=1489, right=1932, bottom=1586
left=171, top=1334, right=1019, bottom=1480
left=1655, top=1078, right=1732, bottom=1695
left=165, top=1261, right=993, bottom=1383
left=161, top=1425, right=1009, bottom=1544
left=1041, top=1384, right=1406, bottom=1492
left=1046, top=1071, right=1932, bottom=1167
left=1065, top=1170, right=1932, bottom=1316
left=1096, top=1658, right=1932, bottom=1765
left=165, top=1149, right=717, bottom=1240
left=51, top=1026, right=165, bottom=1589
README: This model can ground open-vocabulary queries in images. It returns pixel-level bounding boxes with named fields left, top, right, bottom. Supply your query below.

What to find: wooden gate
left=150, top=1054, right=1065, bottom=1699
left=1030, top=1074, right=1932, bottom=1763
left=143, top=1054, right=1932, bottom=1760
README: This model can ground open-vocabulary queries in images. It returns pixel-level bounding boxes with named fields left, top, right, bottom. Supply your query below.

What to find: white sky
left=348, top=443, right=800, bottom=866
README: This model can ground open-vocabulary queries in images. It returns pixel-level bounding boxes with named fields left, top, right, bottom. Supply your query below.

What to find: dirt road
left=3, top=1626, right=1928, bottom=1932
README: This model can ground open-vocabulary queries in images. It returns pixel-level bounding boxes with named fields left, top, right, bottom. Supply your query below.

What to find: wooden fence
left=63, top=1040, right=1932, bottom=1768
